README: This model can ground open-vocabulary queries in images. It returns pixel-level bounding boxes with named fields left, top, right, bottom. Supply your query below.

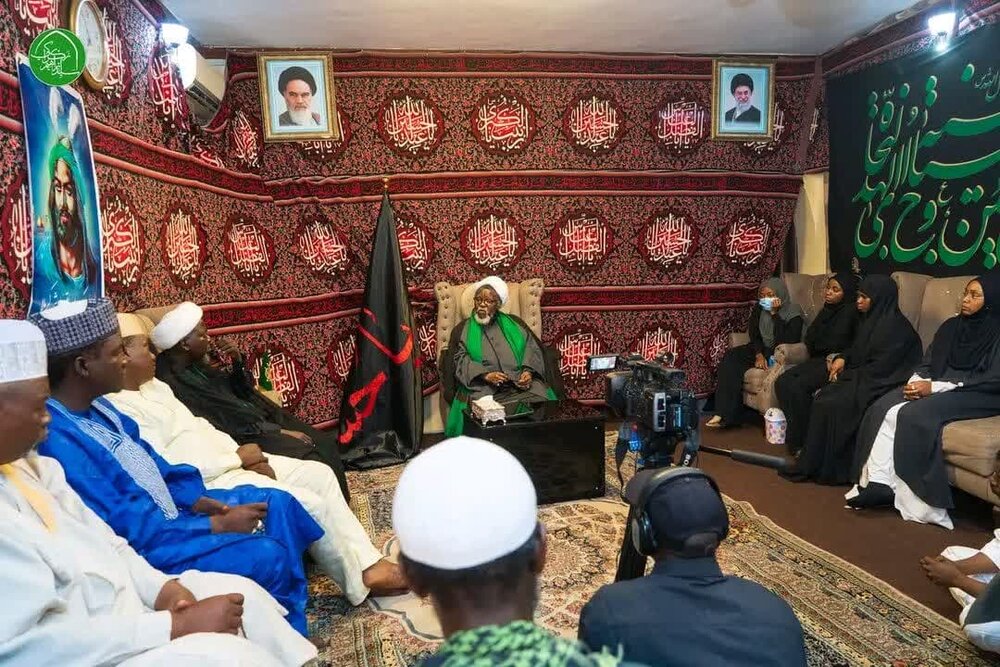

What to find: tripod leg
left=615, top=505, right=649, bottom=582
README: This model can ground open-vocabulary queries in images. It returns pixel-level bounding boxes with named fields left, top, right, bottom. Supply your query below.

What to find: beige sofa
left=732, top=272, right=1000, bottom=507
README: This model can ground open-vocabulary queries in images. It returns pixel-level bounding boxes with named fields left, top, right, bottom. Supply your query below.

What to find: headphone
left=628, top=467, right=728, bottom=556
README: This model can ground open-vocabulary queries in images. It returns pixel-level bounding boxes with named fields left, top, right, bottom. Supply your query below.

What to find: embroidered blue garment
left=40, top=397, right=323, bottom=635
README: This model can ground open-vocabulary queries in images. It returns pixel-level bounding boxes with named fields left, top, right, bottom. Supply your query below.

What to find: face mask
left=759, top=297, right=774, bottom=311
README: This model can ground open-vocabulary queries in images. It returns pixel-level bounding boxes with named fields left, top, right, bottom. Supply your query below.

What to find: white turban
left=472, top=276, right=509, bottom=305
left=392, top=437, right=537, bottom=570
left=117, top=313, right=148, bottom=339
left=150, top=302, right=203, bottom=351
left=0, top=320, right=47, bottom=384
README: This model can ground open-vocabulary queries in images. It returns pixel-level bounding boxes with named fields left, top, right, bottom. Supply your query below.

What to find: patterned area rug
left=307, top=434, right=993, bottom=666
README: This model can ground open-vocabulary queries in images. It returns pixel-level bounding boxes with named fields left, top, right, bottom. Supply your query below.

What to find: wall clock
left=68, top=0, right=108, bottom=90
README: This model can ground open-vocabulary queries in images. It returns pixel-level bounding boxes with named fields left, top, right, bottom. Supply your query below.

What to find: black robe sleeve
left=805, top=308, right=857, bottom=357
left=775, top=316, right=804, bottom=347
left=748, top=308, right=765, bottom=355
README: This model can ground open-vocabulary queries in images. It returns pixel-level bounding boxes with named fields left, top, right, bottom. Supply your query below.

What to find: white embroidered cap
left=392, top=437, right=537, bottom=570
left=0, top=320, right=48, bottom=384
left=150, top=302, right=203, bottom=351
left=472, top=276, right=509, bottom=305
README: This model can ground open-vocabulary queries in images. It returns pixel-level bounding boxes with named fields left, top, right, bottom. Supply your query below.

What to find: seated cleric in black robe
left=443, top=276, right=557, bottom=436
left=151, top=302, right=349, bottom=499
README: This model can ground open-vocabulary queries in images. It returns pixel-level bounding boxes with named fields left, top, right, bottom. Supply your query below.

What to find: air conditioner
left=185, top=54, right=225, bottom=124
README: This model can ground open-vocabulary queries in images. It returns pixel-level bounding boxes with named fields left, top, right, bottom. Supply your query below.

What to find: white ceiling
left=161, top=0, right=924, bottom=55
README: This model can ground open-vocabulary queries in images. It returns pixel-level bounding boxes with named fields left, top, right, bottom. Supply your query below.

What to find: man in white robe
left=0, top=319, right=316, bottom=666
left=108, top=313, right=406, bottom=603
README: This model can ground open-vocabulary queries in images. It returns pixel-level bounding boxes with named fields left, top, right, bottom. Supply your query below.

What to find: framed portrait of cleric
left=258, top=53, right=340, bottom=142
left=711, top=60, right=775, bottom=141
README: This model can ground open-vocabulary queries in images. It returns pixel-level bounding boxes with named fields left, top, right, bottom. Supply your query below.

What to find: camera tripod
left=613, top=431, right=788, bottom=582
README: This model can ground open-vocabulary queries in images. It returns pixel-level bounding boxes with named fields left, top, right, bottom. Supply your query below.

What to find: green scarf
left=444, top=313, right=555, bottom=437
left=422, top=620, right=623, bottom=667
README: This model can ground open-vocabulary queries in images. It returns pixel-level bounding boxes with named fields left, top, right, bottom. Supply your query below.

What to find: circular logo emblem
left=29, top=28, right=86, bottom=85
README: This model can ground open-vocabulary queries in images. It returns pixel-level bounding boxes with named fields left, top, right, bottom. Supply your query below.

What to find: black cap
left=730, top=72, right=754, bottom=94
left=625, top=468, right=729, bottom=553
left=278, top=66, right=317, bottom=95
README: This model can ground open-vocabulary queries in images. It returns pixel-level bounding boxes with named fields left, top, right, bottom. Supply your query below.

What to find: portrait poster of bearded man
left=17, top=57, right=104, bottom=314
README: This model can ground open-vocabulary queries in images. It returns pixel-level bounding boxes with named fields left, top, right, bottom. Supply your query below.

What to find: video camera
left=587, top=351, right=700, bottom=470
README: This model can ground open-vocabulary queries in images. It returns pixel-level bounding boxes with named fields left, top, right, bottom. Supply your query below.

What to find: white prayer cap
left=150, top=302, right=203, bottom=351
left=117, top=313, right=147, bottom=340
left=0, top=320, right=48, bottom=384
left=392, top=437, right=537, bottom=570
left=472, top=276, right=509, bottom=305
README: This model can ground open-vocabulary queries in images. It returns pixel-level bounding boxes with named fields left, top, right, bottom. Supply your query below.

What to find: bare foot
left=705, top=416, right=722, bottom=428
left=920, top=555, right=961, bottom=588
left=362, top=559, right=409, bottom=597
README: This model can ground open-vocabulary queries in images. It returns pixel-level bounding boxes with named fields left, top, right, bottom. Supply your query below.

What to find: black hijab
left=843, top=275, right=912, bottom=369
left=805, top=272, right=859, bottom=356
left=930, top=273, right=1000, bottom=376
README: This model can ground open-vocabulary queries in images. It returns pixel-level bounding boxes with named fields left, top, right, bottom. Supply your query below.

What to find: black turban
left=730, top=72, right=754, bottom=94
left=278, top=66, right=317, bottom=95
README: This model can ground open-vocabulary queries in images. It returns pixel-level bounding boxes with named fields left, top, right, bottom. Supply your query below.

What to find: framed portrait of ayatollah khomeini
left=258, top=52, right=340, bottom=142
left=711, top=59, right=775, bottom=141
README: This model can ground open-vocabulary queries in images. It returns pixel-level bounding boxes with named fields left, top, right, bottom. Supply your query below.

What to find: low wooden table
left=462, top=400, right=606, bottom=505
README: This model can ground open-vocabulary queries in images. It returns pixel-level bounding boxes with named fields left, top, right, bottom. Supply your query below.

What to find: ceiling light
left=175, top=43, right=197, bottom=89
left=927, top=11, right=955, bottom=51
left=161, top=22, right=189, bottom=48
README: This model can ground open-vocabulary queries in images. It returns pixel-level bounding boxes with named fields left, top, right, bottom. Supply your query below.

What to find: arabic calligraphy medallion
left=470, top=91, right=537, bottom=156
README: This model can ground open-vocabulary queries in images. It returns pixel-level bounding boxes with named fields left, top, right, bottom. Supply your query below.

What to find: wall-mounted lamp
left=927, top=11, right=956, bottom=51
left=161, top=22, right=190, bottom=49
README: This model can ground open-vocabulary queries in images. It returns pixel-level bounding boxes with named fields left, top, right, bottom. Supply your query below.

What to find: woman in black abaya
left=847, top=274, right=1000, bottom=528
left=775, top=272, right=859, bottom=454
left=782, top=275, right=922, bottom=485
left=707, top=277, right=804, bottom=429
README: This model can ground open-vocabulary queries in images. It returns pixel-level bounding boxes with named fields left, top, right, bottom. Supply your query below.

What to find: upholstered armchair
left=425, top=277, right=564, bottom=432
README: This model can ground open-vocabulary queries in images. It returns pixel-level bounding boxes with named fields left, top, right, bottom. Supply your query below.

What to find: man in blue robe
left=31, top=298, right=323, bottom=635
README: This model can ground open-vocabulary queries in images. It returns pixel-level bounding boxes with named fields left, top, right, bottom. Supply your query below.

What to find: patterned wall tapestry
left=0, top=0, right=828, bottom=425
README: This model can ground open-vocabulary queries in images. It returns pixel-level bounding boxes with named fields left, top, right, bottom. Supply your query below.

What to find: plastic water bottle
left=767, top=355, right=776, bottom=368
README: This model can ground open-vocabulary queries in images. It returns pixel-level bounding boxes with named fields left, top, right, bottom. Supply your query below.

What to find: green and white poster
left=827, top=25, right=999, bottom=276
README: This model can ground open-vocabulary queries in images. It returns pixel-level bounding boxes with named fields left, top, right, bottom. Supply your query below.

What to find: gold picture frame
left=711, top=59, right=775, bottom=141
left=258, top=52, right=340, bottom=142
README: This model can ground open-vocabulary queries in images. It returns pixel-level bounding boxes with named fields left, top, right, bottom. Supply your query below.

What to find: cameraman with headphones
left=579, top=468, right=806, bottom=665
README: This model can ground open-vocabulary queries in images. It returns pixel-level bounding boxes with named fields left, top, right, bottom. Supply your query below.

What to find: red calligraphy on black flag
left=336, top=192, right=423, bottom=468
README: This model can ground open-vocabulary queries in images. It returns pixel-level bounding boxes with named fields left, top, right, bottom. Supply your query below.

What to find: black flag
left=337, top=191, right=423, bottom=469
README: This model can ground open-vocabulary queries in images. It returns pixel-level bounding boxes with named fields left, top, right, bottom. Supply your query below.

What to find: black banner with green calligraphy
left=827, top=25, right=999, bottom=276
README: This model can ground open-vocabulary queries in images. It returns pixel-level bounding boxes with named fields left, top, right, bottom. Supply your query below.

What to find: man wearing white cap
left=392, top=436, right=637, bottom=666
left=443, top=276, right=557, bottom=436
left=151, top=302, right=348, bottom=497
left=110, top=312, right=407, bottom=602
left=30, top=299, right=324, bottom=636
left=0, top=319, right=316, bottom=666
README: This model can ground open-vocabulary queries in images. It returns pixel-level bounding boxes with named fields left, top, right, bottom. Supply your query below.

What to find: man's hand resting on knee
left=169, top=593, right=245, bottom=639
left=209, top=502, right=268, bottom=534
